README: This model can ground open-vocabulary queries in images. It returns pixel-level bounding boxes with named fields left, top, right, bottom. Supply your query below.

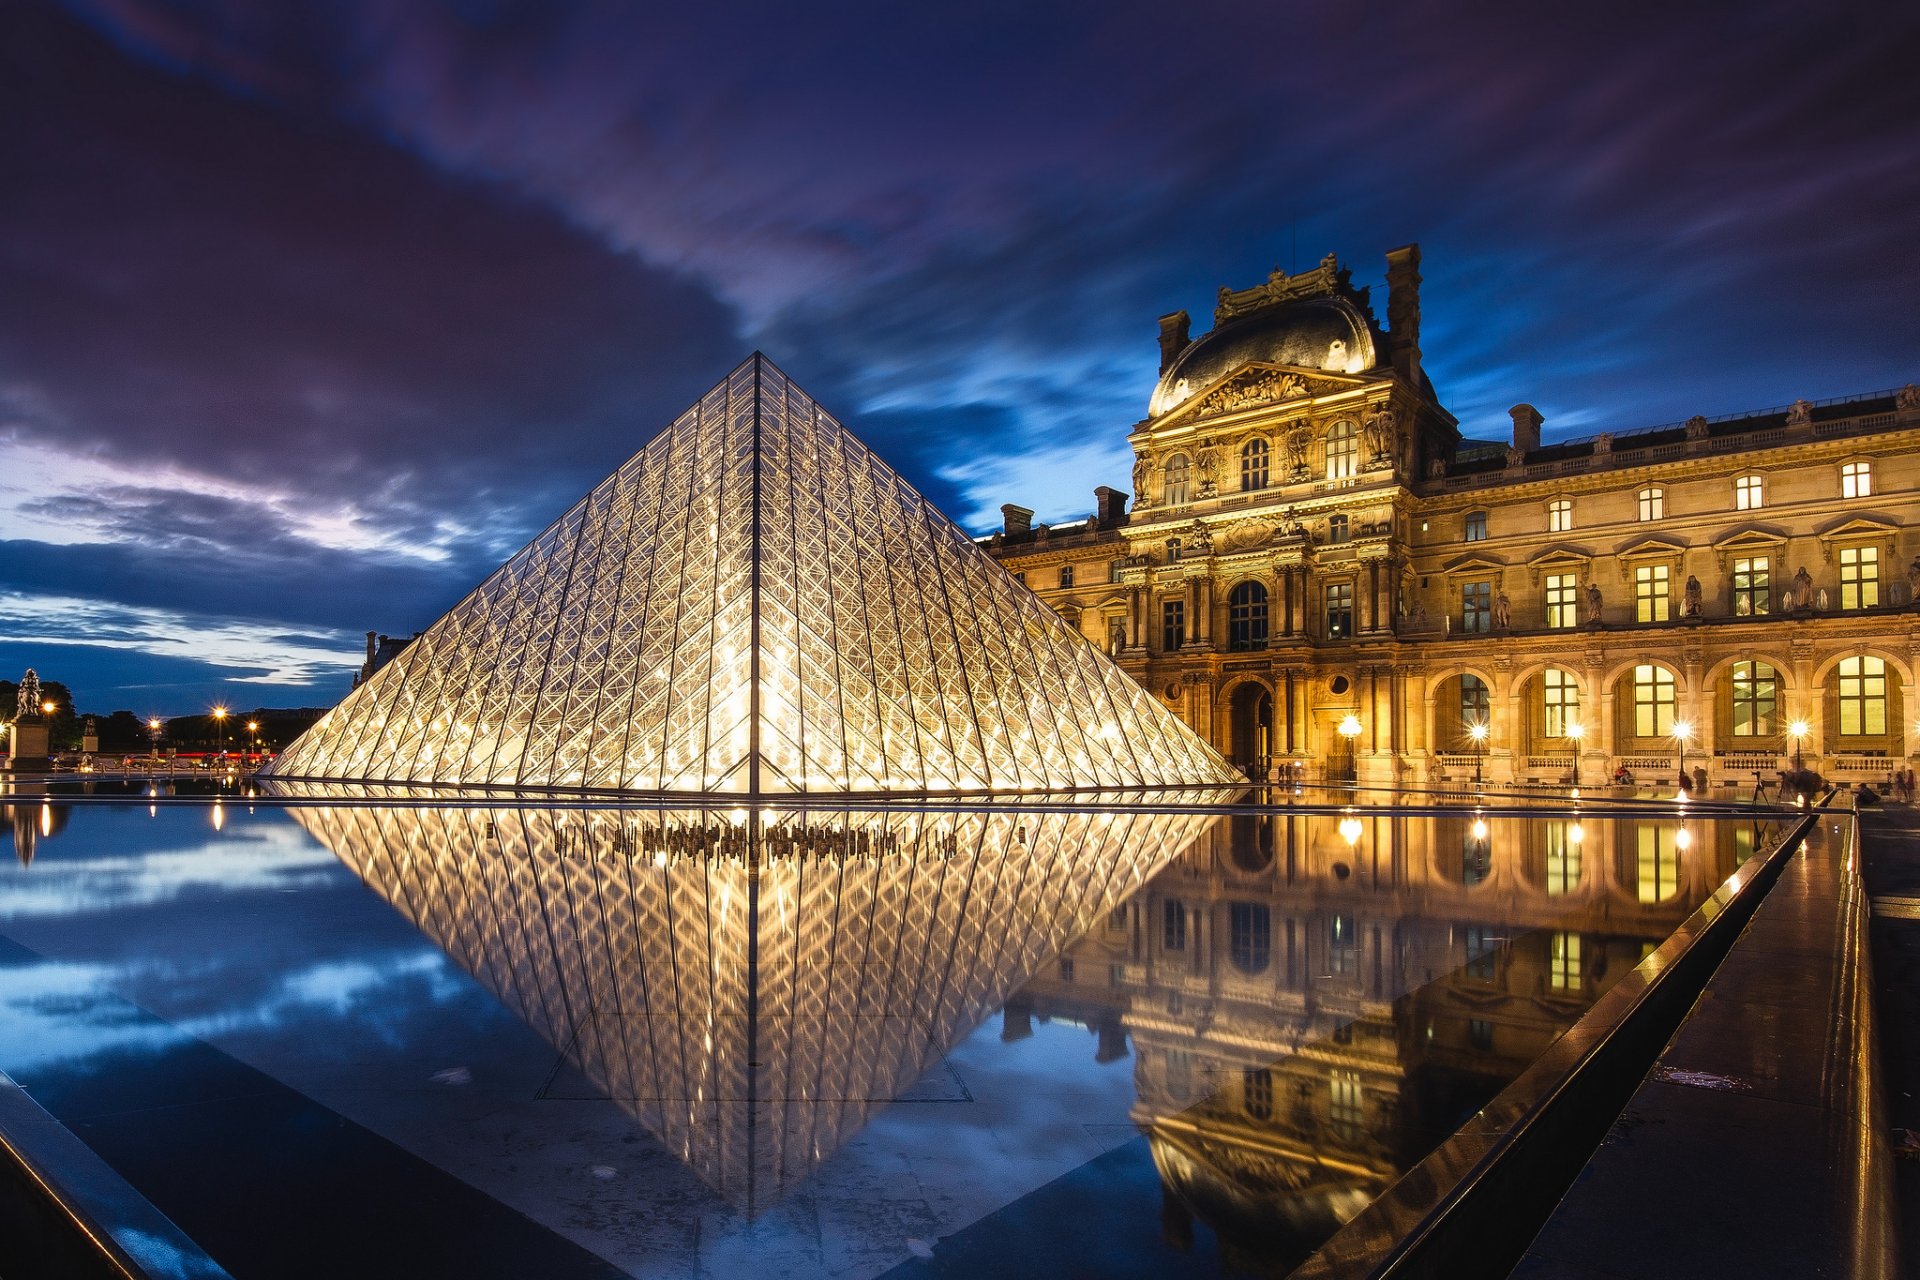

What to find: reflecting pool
left=0, top=796, right=1791, bottom=1278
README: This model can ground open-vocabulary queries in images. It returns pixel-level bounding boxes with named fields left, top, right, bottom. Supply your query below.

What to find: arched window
left=1227, top=581, right=1269, bottom=652
left=1229, top=902, right=1271, bottom=973
left=1459, top=674, right=1490, bottom=738
left=1632, top=665, right=1677, bottom=737
left=1325, top=421, right=1359, bottom=481
left=1543, top=668, right=1580, bottom=737
left=1838, top=656, right=1887, bottom=735
left=1163, top=454, right=1190, bottom=506
left=1730, top=661, right=1778, bottom=736
left=1240, top=438, right=1270, bottom=491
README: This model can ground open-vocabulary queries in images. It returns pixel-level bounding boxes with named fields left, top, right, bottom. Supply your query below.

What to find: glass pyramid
left=288, top=800, right=1228, bottom=1212
left=266, top=355, right=1240, bottom=795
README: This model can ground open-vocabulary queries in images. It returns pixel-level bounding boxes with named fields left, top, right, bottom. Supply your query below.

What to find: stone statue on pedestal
left=16, top=669, right=42, bottom=720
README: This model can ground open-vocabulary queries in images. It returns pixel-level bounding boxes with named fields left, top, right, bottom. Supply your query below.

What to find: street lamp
left=1468, top=720, right=1489, bottom=786
left=246, top=720, right=259, bottom=760
left=1787, top=719, right=1809, bottom=775
left=1672, top=720, right=1694, bottom=791
left=1338, top=714, right=1363, bottom=786
left=212, top=706, right=229, bottom=758
left=1566, top=720, right=1585, bottom=788
left=148, top=717, right=163, bottom=761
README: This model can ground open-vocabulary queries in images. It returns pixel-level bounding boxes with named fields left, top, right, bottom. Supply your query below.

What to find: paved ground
left=1859, top=800, right=1920, bottom=1276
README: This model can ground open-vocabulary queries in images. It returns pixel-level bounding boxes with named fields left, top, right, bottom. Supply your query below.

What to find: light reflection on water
left=0, top=797, right=1783, bottom=1278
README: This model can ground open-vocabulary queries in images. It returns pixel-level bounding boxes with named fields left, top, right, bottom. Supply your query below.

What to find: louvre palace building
left=984, top=245, right=1920, bottom=788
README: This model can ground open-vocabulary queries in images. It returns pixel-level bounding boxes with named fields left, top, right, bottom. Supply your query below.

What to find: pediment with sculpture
left=1162, top=363, right=1369, bottom=427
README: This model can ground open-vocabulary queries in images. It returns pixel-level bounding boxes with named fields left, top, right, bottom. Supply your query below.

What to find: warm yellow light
left=1471, top=817, right=1489, bottom=840
left=1338, top=714, right=1363, bottom=739
left=1672, top=721, right=1693, bottom=744
left=1568, top=822, right=1585, bottom=845
left=1788, top=720, right=1809, bottom=740
left=1675, top=826, right=1693, bottom=850
left=246, top=721, right=258, bottom=732
left=1566, top=721, right=1584, bottom=742
left=149, top=718, right=162, bottom=731
left=41, top=700, right=55, bottom=715
left=213, top=706, right=228, bottom=721
left=1468, top=721, right=1489, bottom=743
left=1338, top=816, right=1363, bottom=846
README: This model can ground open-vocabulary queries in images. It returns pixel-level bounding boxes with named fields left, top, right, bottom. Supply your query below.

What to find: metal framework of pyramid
left=266, top=355, right=1240, bottom=795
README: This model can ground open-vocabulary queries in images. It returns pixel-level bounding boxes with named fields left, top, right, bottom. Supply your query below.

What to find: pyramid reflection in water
left=268, top=356, right=1237, bottom=795
left=290, top=799, right=1226, bottom=1212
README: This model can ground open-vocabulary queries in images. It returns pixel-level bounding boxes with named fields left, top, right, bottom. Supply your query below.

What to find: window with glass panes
left=1162, top=900, right=1186, bottom=951
left=1327, top=513, right=1350, bottom=543
left=1548, top=498, right=1572, bottom=531
left=1462, top=580, right=1491, bottom=632
left=1227, top=581, right=1269, bottom=651
left=1732, top=557, right=1770, bottom=615
left=1464, top=510, right=1488, bottom=542
left=1549, top=932, right=1582, bottom=991
left=1731, top=661, right=1778, bottom=736
left=1543, top=668, right=1579, bottom=737
left=1325, top=582, right=1353, bottom=638
left=1240, top=438, right=1270, bottom=491
left=1229, top=902, right=1271, bottom=973
left=1840, top=546, right=1880, bottom=609
left=1329, top=1071, right=1363, bottom=1137
left=1243, top=1067, right=1273, bottom=1119
left=1464, top=926, right=1498, bottom=980
left=1329, top=914, right=1356, bottom=976
left=1161, top=599, right=1185, bottom=650
left=1459, top=674, right=1490, bottom=741
left=1838, top=656, right=1887, bottom=735
left=1635, top=564, right=1670, bottom=622
left=1632, top=664, right=1677, bottom=737
left=1636, top=826, right=1678, bottom=903
left=1162, top=454, right=1190, bottom=505
left=1842, top=460, right=1873, bottom=498
left=1545, top=573, right=1578, bottom=628
left=1058, top=565, right=1074, bottom=588
left=1325, top=422, right=1358, bottom=480
left=1637, top=487, right=1664, bottom=521
left=1734, top=474, right=1764, bottom=510
left=1545, top=822, right=1581, bottom=896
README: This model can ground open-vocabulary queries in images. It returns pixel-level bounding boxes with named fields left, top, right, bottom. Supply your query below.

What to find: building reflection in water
left=288, top=798, right=1230, bottom=1214
left=1009, top=808, right=1777, bottom=1271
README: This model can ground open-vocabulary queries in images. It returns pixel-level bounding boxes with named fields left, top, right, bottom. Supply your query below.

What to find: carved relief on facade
left=1361, top=405, right=1396, bottom=468
left=1684, top=415, right=1709, bottom=441
left=1191, top=369, right=1309, bottom=418
left=1284, top=422, right=1313, bottom=478
left=1786, top=399, right=1813, bottom=428
left=1196, top=445, right=1222, bottom=497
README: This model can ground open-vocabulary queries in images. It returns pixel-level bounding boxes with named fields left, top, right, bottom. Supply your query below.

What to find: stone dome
left=1150, top=296, right=1379, bottom=418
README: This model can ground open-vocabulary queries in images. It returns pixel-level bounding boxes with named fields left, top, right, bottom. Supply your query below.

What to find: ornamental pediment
left=1613, top=534, right=1688, bottom=560
left=1814, top=514, right=1899, bottom=542
left=1525, top=544, right=1594, bottom=568
left=1441, top=553, right=1507, bottom=576
left=1710, top=523, right=1790, bottom=551
left=1161, top=363, right=1367, bottom=426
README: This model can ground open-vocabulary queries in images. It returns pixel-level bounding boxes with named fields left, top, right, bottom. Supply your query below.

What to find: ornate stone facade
left=986, top=244, right=1920, bottom=788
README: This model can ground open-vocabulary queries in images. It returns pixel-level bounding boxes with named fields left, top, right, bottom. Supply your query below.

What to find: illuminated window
left=1637, top=487, right=1664, bottom=521
left=1464, top=510, right=1488, bottom=542
left=1839, top=546, right=1880, bottom=609
left=1329, top=914, right=1357, bottom=976
left=1545, top=573, right=1578, bottom=629
left=1545, top=822, right=1581, bottom=896
left=1838, top=656, right=1887, bottom=735
left=1163, top=454, right=1190, bottom=505
left=1161, top=599, right=1186, bottom=650
left=1462, top=580, right=1491, bottom=633
left=1243, top=1067, right=1273, bottom=1120
left=1549, top=932, right=1582, bottom=991
left=1543, top=668, right=1580, bottom=737
left=1324, top=582, right=1354, bottom=638
left=1241, top=438, right=1270, bottom=491
left=1636, top=826, right=1679, bottom=903
left=1326, top=421, right=1359, bottom=481
left=1842, top=460, right=1873, bottom=498
left=1632, top=664, right=1677, bottom=737
left=1108, top=559, right=1122, bottom=583
left=1460, top=674, right=1490, bottom=739
left=1229, top=902, right=1271, bottom=973
left=1228, top=581, right=1269, bottom=652
left=1734, top=474, right=1765, bottom=510
left=1329, top=1071, right=1363, bottom=1138
left=1058, top=565, right=1074, bottom=589
left=1731, top=661, right=1778, bottom=737
left=1635, top=564, right=1670, bottom=622
left=1732, top=557, right=1770, bottom=616
left=1163, top=899, right=1186, bottom=951
left=1548, top=498, right=1573, bottom=532
left=1328, top=513, right=1350, bottom=543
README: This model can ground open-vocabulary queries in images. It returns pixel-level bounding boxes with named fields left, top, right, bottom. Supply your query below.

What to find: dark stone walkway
left=1860, top=802, right=1920, bottom=1277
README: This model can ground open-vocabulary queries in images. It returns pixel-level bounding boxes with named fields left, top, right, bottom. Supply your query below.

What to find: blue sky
left=3, top=0, right=1917, bottom=715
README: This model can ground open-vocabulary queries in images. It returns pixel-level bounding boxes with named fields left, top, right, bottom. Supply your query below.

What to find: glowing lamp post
left=1338, top=714, right=1363, bottom=785
left=1787, top=719, right=1809, bottom=775
left=1338, top=815, right=1364, bottom=847
left=1672, top=721, right=1693, bottom=791
left=1567, top=720, right=1584, bottom=788
left=1468, top=720, right=1489, bottom=786
left=212, top=706, right=229, bottom=758
left=148, top=717, right=163, bottom=761
left=246, top=721, right=260, bottom=760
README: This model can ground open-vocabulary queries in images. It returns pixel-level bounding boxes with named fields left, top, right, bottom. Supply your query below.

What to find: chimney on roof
left=365, top=631, right=378, bottom=665
left=1157, top=311, right=1192, bottom=374
left=1093, top=486, right=1129, bottom=528
left=1509, top=404, right=1544, bottom=453
left=1384, top=245, right=1422, bottom=388
left=1000, top=504, right=1034, bottom=537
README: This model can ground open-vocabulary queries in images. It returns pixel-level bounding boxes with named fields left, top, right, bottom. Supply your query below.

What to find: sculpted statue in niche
left=1108, top=619, right=1128, bottom=654
left=1361, top=406, right=1394, bottom=464
left=1492, top=588, right=1511, bottom=630
left=1786, top=399, right=1813, bottom=428
left=1195, top=445, right=1222, bottom=496
left=1187, top=520, right=1214, bottom=555
left=1788, top=564, right=1815, bottom=610
left=1584, top=582, right=1603, bottom=624
left=1132, top=455, right=1151, bottom=499
left=1285, top=423, right=1312, bottom=475
left=1909, top=556, right=1920, bottom=605
left=1682, top=574, right=1703, bottom=617
left=1685, top=415, right=1709, bottom=441
left=1427, top=457, right=1447, bottom=478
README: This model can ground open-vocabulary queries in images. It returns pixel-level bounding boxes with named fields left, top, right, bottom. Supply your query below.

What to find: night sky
left=4, top=0, right=1917, bottom=716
